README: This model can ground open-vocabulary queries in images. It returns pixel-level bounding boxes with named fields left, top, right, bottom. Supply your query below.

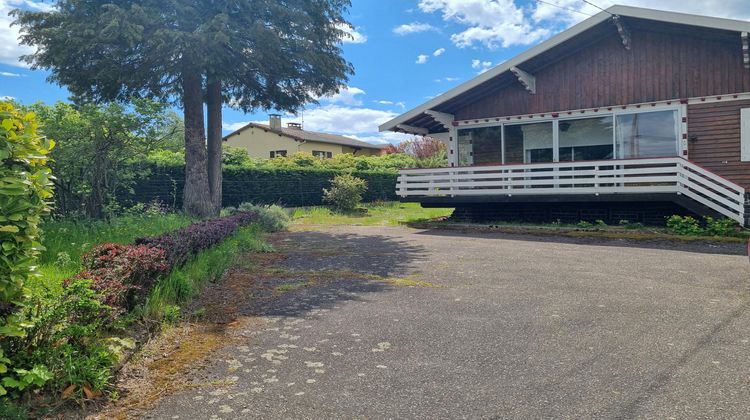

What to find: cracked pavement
left=143, top=225, right=750, bottom=419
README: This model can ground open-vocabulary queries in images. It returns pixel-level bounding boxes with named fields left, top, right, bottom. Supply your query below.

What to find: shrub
left=1, top=279, right=122, bottom=401
left=235, top=203, right=290, bottom=232
left=576, top=220, right=594, bottom=229
left=0, top=101, right=55, bottom=335
left=666, top=215, right=703, bottom=236
left=136, top=211, right=258, bottom=266
left=323, top=174, right=368, bottom=212
left=703, top=216, right=738, bottom=237
left=77, top=243, right=170, bottom=311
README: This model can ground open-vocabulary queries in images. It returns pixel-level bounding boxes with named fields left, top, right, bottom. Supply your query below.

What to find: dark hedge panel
left=125, top=165, right=398, bottom=208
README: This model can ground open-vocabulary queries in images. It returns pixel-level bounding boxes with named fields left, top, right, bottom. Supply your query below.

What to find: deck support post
left=613, top=15, right=632, bottom=50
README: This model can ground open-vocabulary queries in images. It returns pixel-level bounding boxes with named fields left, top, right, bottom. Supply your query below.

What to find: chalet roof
left=224, top=123, right=385, bottom=150
left=380, top=5, right=750, bottom=134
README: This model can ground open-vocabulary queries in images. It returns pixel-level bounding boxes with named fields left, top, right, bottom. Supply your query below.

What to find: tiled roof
left=224, top=123, right=385, bottom=150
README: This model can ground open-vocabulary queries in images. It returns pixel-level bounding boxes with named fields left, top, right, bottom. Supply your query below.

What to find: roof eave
left=380, top=5, right=750, bottom=133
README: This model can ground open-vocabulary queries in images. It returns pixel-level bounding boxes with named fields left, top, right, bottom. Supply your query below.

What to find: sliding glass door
left=558, top=116, right=614, bottom=161
left=456, top=108, right=680, bottom=166
left=615, top=110, right=679, bottom=158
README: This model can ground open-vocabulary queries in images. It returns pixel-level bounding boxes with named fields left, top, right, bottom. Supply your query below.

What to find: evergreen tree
left=13, top=0, right=353, bottom=216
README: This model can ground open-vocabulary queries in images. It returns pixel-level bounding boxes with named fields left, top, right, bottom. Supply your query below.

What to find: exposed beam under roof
left=379, top=5, right=750, bottom=133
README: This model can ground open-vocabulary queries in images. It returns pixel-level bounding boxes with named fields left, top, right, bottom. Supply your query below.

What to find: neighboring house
left=224, top=115, right=384, bottom=159
left=381, top=5, right=750, bottom=226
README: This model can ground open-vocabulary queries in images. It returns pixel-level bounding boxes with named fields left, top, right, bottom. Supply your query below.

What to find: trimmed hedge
left=124, top=164, right=398, bottom=208
left=75, top=211, right=259, bottom=313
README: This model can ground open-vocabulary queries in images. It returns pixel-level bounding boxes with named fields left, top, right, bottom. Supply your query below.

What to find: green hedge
left=125, top=164, right=398, bottom=208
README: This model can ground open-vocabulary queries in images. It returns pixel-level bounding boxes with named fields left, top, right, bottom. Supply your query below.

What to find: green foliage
left=27, top=100, right=181, bottom=218
left=576, top=220, right=594, bottom=229
left=291, top=202, right=453, bottom=226
left=323, top=174, right=368, bottom=212
left=0, top=101, right=55, bottom=332
left=13, top=1, right=353, bottom=113
left=141, top=226, right=271, bottom=321
left=666, top=215, right=703, bottom=236
left=130, top=164, right=398, bottom=208
left=233, top=203, right=290, bottom=232
left=703, top=216, right=738, bottom=236
left=1, top=279, right=121, bottom=401
left=222, top=145, right=253, bottom=166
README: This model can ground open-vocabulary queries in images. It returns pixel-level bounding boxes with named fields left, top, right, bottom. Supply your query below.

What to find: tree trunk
left=206, top=79, right=223, bottom=216
left=181, top=69, right=213, bottom=218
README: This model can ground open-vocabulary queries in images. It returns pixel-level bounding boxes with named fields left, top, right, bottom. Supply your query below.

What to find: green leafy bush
left=0, top=102, right=55, bottom=331
left=666, top=215, right=703, bottom=236
left=576, top=220, right=594, bottom=229
left=2, top=279, right=123, bottom=400
left=703, top=216, right=738, bottom=236
left=234, top=203, right=290, bottom=232
left=323, top=174, right=368, bottom=212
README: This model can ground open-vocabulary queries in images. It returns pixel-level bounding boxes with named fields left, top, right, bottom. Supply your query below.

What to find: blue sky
left=2, top=0, right=750, bottom=145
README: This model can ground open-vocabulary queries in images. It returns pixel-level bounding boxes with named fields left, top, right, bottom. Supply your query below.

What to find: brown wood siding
left=688, top=100, right=750, bottom=189
left=454, top=29, right=750, bottom=120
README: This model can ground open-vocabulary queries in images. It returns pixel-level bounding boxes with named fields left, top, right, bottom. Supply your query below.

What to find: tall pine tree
left=13, top=0, right=353, bottom=216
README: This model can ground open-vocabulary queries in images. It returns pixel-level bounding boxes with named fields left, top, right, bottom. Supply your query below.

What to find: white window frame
left=741, top=108, right=750, bottom=162
left=456, top=105, right=683, bottom=165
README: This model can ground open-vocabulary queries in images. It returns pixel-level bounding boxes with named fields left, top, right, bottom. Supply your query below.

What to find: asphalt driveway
left=145, top=225, right=750, bottom=419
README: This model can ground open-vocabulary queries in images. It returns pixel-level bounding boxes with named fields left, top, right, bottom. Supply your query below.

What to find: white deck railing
left=397, top=157, right=746, bottom=225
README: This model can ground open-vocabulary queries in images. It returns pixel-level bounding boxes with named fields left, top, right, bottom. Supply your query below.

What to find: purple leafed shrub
left=71, top=212, right=258, bottom=311
left=136, top=211, right=258, bottom=266
left=74, top=243, right=170, bottom=311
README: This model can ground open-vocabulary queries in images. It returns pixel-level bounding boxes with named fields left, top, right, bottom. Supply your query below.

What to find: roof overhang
left=379, top=5, right=750, bottom=133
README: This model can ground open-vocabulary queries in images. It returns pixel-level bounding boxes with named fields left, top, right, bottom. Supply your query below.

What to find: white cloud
left=0, top=71, right=21, bottom=77
left=393, top=22, right=436, bottom=35
left=349, top=131, right=415, bottom=145
left=418, top=0, right=549, bottom=49
left=319, top=86, right=365, bottom=106
left=434, top=76, right=460, bottom=83
left=222, top=121, right=250, bottom=132
left=374, top=100, right=405, bottom=109
left=0, top=95, right=15, bottom=101
left=471, top=59, right=493, bottom=73
left=418, top=0, right=750, bottom=50
left=337, top=23, right=367, bottom=44
left=416, top=54, right=429, bottom=64
left=433, top=47, right=446, bottom=56
left=0, top=1, right=40, bottom=67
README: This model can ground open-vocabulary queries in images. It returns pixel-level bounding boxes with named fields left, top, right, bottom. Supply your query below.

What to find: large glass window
left=615, top=110, right=678, bottom=158
left=457, top=126, right=503, bottom=166
left=504, top=122, right=553, bottom=164
left=453, top=108, right=679, bottom=166
left=559, top=116, right=613, bottom=162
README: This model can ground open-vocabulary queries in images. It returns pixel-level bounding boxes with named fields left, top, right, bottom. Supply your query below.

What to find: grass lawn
left=32, top=214, right=193, bottom=296
left=292, top=202, right=452, bottom=226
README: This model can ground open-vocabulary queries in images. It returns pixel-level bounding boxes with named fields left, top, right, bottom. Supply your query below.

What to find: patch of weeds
left=386, top=277, right=442, bottom=288
left=276, top=281, right=311, bottom=293
left=576, top=220, right=594, bottom=229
